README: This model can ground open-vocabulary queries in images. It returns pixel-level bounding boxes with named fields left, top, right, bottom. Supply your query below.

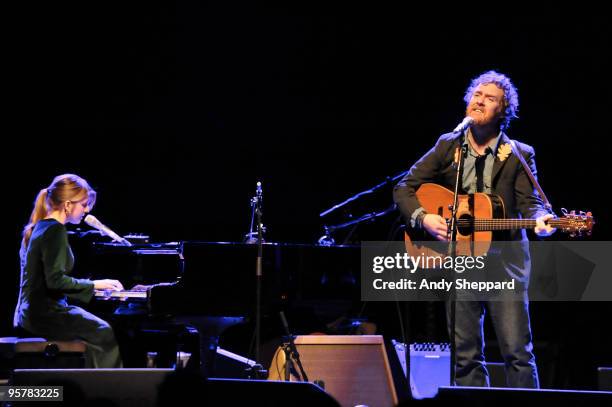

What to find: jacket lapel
left=491, top=132, right=512, bottom=185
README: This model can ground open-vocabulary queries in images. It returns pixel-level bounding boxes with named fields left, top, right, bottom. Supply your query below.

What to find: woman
left=14, top=174, right=124, bottom=368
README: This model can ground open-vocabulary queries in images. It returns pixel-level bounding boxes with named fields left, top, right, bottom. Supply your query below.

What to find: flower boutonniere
left=452, top=147, right=460, bottom=169
left=497, top=143, right=512, bottom=162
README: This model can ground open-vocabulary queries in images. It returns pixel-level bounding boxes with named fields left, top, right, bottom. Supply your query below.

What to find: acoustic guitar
left=404, top=183, right=594, bottom=257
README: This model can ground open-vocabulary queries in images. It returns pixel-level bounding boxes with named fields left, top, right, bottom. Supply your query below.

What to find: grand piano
left=70, top=237, right=363, bottom=373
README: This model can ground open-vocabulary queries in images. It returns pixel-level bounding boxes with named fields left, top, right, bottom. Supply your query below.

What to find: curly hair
left=463, top=70, right=519, bottom=131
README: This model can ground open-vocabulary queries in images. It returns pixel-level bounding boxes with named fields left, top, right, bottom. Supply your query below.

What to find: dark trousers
left=21, top=305, right=122, bottom=368
left=447, top=297, right=539, bottom=388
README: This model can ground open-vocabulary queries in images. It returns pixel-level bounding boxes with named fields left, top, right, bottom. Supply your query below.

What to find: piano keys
left=94, top=289, right=147, bottom=300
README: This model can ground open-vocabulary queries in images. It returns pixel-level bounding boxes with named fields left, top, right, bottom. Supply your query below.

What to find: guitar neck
left=469, top=219, right=565, bottom=231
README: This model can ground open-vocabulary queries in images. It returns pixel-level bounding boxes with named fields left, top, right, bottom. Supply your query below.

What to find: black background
left=3, top=5, right=611, bottom=389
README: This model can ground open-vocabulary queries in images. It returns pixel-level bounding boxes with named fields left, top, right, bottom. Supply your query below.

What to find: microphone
left=84, top=215, right=132, bottom=246
left=453, top=116, right=474, bottom=133
left=256, top=181, right=262, bottom=200
left=255, top=181, right=263, bottom=210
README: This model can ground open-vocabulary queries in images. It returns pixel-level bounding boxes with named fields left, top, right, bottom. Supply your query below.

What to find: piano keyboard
left=94, top=289, right=147, bottom=299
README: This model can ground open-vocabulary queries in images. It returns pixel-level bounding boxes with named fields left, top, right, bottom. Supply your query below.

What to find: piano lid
left=178, top=241, right=361, bottom=316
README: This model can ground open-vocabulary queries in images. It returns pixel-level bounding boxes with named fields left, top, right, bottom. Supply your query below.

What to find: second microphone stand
left=253, top=183, right=265, bottom=373
left=244, top=182, right=267, bottom=379
left=448, top=139, right=466, bottom=386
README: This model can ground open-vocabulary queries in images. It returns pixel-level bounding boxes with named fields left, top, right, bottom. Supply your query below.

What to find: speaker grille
left=269, top=335, right=397, bottom=407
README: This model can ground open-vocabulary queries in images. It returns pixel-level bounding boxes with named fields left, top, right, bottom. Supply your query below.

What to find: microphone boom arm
left=319, top=170, right=408, bottom=218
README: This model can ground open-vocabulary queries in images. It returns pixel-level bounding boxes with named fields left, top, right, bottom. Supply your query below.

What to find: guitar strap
left=509, top=140, right=553, bottom=211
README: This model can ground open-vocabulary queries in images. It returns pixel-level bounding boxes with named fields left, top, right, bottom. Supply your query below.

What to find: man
left=393, top=71, right=555, bottom=388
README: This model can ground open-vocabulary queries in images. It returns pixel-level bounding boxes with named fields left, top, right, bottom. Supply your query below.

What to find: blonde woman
left=14, top=174, right=124, bottom=368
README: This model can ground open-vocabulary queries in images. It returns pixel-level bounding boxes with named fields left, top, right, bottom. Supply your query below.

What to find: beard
left=465, top=107, right=501, bottom=128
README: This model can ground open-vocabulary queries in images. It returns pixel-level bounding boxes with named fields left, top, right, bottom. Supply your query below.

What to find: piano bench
left=1, top=337, right=87, bottom=370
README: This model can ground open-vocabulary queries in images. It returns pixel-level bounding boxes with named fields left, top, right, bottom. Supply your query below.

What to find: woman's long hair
left=21, top=174, right=96, bottom=257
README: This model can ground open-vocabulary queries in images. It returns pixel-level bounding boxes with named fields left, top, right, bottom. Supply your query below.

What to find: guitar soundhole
left=457, top=214, right=473, bottom=236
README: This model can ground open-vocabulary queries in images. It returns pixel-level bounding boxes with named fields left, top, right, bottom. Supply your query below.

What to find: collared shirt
left=461, top=130, right=501, bottom=194
left=409, top=130, right=501, bottom=228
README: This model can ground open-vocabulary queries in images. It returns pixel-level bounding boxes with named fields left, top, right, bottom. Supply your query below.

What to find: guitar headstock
left=559, top=208, right=595, bottom=238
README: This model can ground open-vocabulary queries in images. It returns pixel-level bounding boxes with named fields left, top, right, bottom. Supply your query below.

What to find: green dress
left=14, top=218, right=122, bottom=368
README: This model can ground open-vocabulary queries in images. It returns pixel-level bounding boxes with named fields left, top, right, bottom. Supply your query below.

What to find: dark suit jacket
left=393, top=132, right=552, bottom=282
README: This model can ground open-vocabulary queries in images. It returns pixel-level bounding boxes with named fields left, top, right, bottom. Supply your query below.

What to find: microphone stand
left=244, top=195, right=258, bottom=244
left=319, top=171, right=408, bottom=218
left=279, top=311, right=309, bottom=382
left=318, top=171, right=407, bottom=244
left=318, top=204, right=398, bottom=245
left=242, top=182, right=267, bottom=379
left=448, top=134, right=466, bottom=386
left=253, top=182, right=266, bottom=378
